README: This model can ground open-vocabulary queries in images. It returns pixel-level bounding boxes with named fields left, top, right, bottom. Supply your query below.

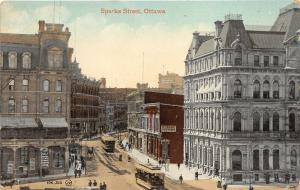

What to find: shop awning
left=40, top=117, right=68, bottom=128
left=0, top=117, right=38, bottom=128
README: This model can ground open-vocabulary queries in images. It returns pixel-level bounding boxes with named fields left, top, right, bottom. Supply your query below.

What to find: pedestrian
left=76, top=161, right=82, bottom=178
left=99, top=183, right=103, bottom=190
left=159, top=159, right=162, bottom=166
left=195, top=171, right=198, bottom=180
left=147, top=159, right=150, bottom=164
left=179, top=174, right=183, bottom=184
left=178, top=163, right=181, bottom=170
left=74, top=167, right=77, bottom=178
left=82, top=159, right=85, bottom=170
left=249, top=183, right=254, bottom=190
left=88, top=180, right=92, bottom=187
left=93, top=180, right=97, bottom=186
left=103, top=182, right=107, bottom=190
left=223, top=183, right=227, bottom=190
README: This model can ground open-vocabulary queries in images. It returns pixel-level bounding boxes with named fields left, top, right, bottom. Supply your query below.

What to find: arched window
left=22, top=52, right=31, bottom=69
left=8, top=97, right=15, bottom=113
left=273, top=112, right=279, bottom=131
left=21, top=99, right=28, bottom=113
left=253, top=150, right=259, bottom=170
left=234, top=46, right=242, bottom=66
left=211, top=112, right=214, bottom=130
left=273, top=81, right=279, bottom=99
left=253, top=80, right=260, bottom=99
left=291, top=150, right=297, bottom=167
left=8, top=52, right=17, bottom=69
left=200, top=111, right=203, bottom=129
left=217, top=110, right=221, bottom=131
left=234, top=80, right=242, bottom=98
left=48, top=48, right=63, bottom=68
left=289, top=81, right=295, bottom=99
left=273, top=149, right=279, bottom=170
left=289, top=113, right=295, bottom=132
left=205, top=111, right=209, bottom=129
left=232, top=150, right=242, bottom=170
left=233, top=112, right=241, bottom=132
left=203, top=148, right=207, bottom=165
left=43, top=80, right=50, bottom=92
left=55, top=98, right=62, bottom=113
left=263, top=80, right=270, bottom=99
left=263, top=149, right=270, bottom=170
left=253, top=112, right=260, bottom=131
left=263, top=112, right=270, bottom=131
left=43, top=98, right=49, bottom=113
left=56, top=80, right=62, bottom=92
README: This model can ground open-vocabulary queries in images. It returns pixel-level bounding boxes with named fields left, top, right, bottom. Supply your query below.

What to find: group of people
left=88, top=180, right=107, bottom=190
left=70, top=154, right=86, bottom=178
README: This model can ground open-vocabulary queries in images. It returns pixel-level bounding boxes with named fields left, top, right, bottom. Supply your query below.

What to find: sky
left=0, top=0, right=293, bottom=87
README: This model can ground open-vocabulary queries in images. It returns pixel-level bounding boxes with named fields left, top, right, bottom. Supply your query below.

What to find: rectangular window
left=273, top=56, right=279, bottom=66
left=8, top=79, right=15, bottom=91
left=20, top=147, right=29, bottom=164
left=254, top=55, right=260, bottom=66
left=43, top=99, right=49, bottom=113
left=22, top=79, right=29, bottom=91
left=264, top=56, right=269, bottom=67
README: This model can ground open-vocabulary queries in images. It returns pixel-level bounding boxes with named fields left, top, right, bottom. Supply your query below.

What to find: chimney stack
left=214, top=20, right=223, bottom=37
left=38, top=20, right=45, bottom=33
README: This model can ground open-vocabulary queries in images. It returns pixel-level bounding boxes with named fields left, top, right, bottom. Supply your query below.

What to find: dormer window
left=22, top=52, right=31, bottom=69
left=8, top=52, right=17, bottom=69
left=234, top=46, right=242, bottom=66
left=48, top=48, right=63, bottom=68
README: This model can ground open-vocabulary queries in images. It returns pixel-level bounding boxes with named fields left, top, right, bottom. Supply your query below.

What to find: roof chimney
left=214, top=20, right=223, bottom=37
left=38, top=20, right=45, bottom=33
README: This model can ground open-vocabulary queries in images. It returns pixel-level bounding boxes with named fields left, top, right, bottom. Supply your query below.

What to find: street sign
left=161, top=125, right=176, bottom=132
left=41, top=148, right=49, bottom=168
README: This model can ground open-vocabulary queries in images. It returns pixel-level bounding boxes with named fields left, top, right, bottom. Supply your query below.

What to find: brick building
left=128, top=91, right=184, bottom=164
left=0, top=21, right=72, bottom=179
left=70, top=59, right=105, bottom=138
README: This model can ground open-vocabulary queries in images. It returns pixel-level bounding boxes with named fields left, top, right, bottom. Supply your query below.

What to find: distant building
left=0, top=20, right=72, bottom=178
left=128, top=91, right=184, bottom=164
left=184, top=3, right=300, bottom=184
left=99, top=88, right=135, bottom=132
left=158, top=72, right=183, bottom=94
left=70, top=60, right=105, bottom=138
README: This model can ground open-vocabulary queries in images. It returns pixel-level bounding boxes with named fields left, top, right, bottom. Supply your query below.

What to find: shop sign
left=7, top=161, right=14, bottom=174
left=41, top=148, right=49, bottom=168
left=161, top=125, right=176, bottom=132
left=30, top=158, right=35, bottom=170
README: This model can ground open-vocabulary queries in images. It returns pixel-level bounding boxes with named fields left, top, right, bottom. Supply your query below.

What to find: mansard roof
left=0, top=33, right=39, bottom=45
left=271, top=3, right=300, bottom=41
left=247, top=31, right=285, bottom=49
left=195, top=38, right=215, bottom=57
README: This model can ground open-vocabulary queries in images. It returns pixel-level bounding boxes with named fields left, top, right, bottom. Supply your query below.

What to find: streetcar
left=135, top=163, right=165, bottom=190
left=101, top=135, right=116, bottom=153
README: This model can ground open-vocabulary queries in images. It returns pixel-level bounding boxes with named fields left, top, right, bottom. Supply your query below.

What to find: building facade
left=0, top=21, right=72, bottom=179
left=128, top=89, right=183, bottom=164
left=184, top=4, right=300, bottom=184
left=158, top=72, right=184, bottom=94
left=99, top=88, right=135, bottom=132
left=70, top=60, right=105, bottom=138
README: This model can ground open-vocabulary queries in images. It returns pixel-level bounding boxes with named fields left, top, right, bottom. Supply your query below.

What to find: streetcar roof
left=135, top=163, right=163, bottom=174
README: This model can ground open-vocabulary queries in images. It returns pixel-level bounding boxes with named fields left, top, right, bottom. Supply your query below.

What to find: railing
left=226, top=131, right=300, bottom=139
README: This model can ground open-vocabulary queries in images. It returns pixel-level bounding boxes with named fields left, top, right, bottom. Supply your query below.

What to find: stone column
left=226, top=147, right=231, bottom=170
left=259, top=148, right=263, bottom=170
left=65, top=145, right=69, bottom=174
left=269, top=150, right=273, bottom=170
left=270, top=115, right=273, bottom=132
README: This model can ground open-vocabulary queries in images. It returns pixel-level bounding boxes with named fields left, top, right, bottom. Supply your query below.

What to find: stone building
left=184, top=4, right=300, bottom=184
left=70, top=59, right=105, bottom=138
left=158, top=72, right=184, bottom=94
left=0, top=21, right=72, bottom=179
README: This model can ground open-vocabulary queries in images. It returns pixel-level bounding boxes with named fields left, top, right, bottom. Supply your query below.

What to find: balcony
left=226, top=131, right=300, bottom=139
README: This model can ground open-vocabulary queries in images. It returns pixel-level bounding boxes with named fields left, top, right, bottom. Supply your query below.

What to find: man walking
left=179, top=174, right=183, bottom=184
